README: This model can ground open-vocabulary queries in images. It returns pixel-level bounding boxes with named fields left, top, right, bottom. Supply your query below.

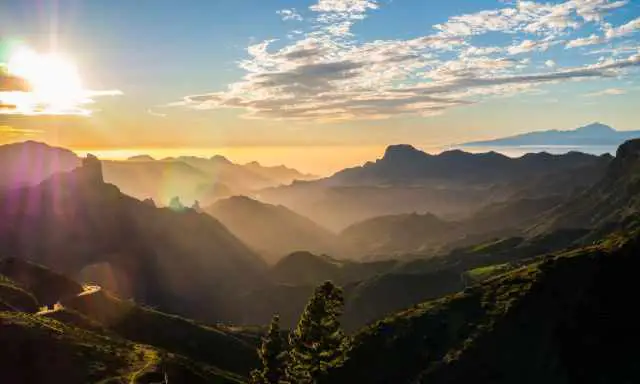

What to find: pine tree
left=250, top=315, right=288, bottom=384
left=287, top=281, right=346, bottom=383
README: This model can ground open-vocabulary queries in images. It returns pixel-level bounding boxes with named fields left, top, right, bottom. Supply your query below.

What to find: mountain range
left=461, top=122, right=640, bottom=147
left=0, top=141, right=315, bottom=207
left=0, top=155, right=267, bottom=322
left=260, top=140, right=611, bottom=230
left=3, top=134, right=640, bottom=382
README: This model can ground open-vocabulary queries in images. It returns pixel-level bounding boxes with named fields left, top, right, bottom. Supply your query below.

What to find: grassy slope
left=0, top=257, right=259, bottom=381
left=324, top=224, right=640, bottom=384
left=0, top=311, right=244, bottom=383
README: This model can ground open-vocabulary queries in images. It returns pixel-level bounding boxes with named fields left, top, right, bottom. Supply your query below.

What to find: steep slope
left=207, top=196, right=345, bottom=263
left=323, top=226, right=640, bottom=384
left=0, top=156, right=267, bottom=323
left=531, top=139, right=640, bottom=234
left=0, top=140, right=80, bottom=188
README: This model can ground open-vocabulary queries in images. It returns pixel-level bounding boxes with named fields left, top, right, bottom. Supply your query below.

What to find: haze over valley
left=2, top=0, right=640, bottom=382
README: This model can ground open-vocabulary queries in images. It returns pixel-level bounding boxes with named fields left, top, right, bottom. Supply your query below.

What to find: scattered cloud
left=605, top=16, right=640, bottom=39
left=507, top=39, right=556, bottom=55
left=277, top=9, right=303, bottom=22
left=585, top=87, right=628, bottom=96
left=178, top=0, right=639, bottom=121
left=566, top=34, right=604, bottom=48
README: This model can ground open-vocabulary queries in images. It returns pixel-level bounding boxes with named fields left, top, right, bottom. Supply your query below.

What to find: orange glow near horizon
left=72, top=145, right=393, bottom=175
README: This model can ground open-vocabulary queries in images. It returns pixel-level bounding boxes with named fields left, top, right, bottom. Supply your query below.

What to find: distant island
left=461, top=123, right=640, bottom=147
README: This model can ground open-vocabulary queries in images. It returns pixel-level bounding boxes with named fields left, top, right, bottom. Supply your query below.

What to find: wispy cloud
left=584, top=87, right=628, bottom=96
left=605, top=16, right=640, bottom=39
left=0, top=125, right=43, bottom=138
left=178, top=0, right=639, bottom=122
left=566, top=34, right=604, bottom=48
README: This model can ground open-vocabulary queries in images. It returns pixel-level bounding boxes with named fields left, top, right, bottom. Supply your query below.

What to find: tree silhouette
left=168, top=196, right=185, bottom=212
left=250, top=315, right=288, bottom=384
left=287, top=281, right=346, bottom=383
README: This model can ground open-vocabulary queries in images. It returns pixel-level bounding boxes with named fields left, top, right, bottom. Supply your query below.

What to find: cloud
left=310, top=0, right=378, bottom=15
left=433, top=0, right=626, bottom=39
left=566, top=34, right=604, bottom=48
left=177, top=0, right=639, bottom=122
left=605, top=17, right=640, bottom=39
left=584, top=87, right=627, bottom=96
left=0, top=125, right=43, bottom=138
left=277, top=9, right=303, bottom=21
left=507, top=39, right=556, bottom=55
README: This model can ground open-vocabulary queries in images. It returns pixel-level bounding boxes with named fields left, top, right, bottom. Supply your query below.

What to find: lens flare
left=1, top=46, right=97, bottom=115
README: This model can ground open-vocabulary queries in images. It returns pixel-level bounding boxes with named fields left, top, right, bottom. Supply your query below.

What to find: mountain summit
left=462, top=122, right=639, bottom=147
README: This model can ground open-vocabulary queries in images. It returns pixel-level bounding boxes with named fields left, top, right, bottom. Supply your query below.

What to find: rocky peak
left=382, top=144, right=427, bottom=163
left=80, top=154, right=104, bottom=184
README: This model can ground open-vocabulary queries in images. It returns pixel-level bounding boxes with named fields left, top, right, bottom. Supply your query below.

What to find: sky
left=0, top=0, right=639, bottom=173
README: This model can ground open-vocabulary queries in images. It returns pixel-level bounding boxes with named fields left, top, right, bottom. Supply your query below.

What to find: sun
left=4, top=47, right=88, bottom=115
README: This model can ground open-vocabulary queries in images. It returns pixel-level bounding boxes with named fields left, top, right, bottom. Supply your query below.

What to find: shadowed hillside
left=0, top=155, right=267, bottom=323
left=531, top=138, right=640, bottom=234
left=323, top=223, right=640, bottom=383
left=0, top=258, right=259, bottom=383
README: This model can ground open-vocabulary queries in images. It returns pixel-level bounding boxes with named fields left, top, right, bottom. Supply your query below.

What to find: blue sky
left=1, top=0, right=640, bottom=168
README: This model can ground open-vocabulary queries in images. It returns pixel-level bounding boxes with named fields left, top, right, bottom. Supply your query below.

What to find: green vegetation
left=288, top=281, right=347, bottom=382
left=321, top=226, right=640, bottom=383
left=0, top=274, right=38, bottom=311
left=0, top=258, right=257, bottom=383
left=250, top=315, right=288, bottom=384
left=465, top=263, right=511, bottom=282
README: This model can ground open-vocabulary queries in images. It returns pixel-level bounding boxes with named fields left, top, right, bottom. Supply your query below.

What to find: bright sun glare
left=3, top=46, right=89, bottom=115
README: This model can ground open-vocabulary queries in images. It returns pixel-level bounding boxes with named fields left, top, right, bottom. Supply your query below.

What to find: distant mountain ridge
left=260, top=143, right=610, bottom=230
left=0, top=141, right=316, bottom=206
left=206, top=196, right=345, bottom=263
left=461, top=122, right=640, bottom=147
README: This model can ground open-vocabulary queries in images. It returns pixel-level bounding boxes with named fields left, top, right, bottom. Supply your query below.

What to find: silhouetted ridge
left=80, top=154, right=104, bottom=184
left=381, top=144, right=428, bottom=163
